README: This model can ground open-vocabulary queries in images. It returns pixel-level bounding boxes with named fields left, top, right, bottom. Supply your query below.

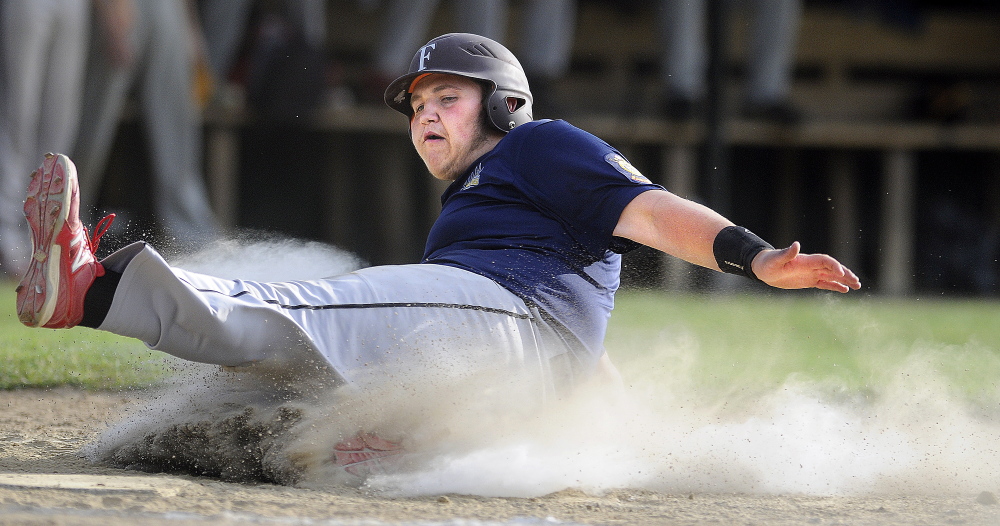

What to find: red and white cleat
left=332, top=431, right=406, bottom=478
left=16, top=153, right=114, bottom=328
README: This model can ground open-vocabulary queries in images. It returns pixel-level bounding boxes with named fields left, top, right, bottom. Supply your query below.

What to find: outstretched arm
left=613, top=189, right=861, bottom=292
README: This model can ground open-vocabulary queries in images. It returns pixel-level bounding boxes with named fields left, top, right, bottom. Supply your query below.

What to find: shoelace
left=88, top=213, right=115, bottom=253
left=86, top=214, right=116, bottom=277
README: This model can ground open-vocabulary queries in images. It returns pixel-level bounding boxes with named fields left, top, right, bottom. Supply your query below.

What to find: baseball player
left=16, top=33, right=859, bottom=471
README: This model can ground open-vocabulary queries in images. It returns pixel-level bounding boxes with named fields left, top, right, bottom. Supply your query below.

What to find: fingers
left=751, top=242, right=799, bottom=281
left=815, top=257, right=862, bottom=292
left=774, top=241, right=800, bottom=266
left=762, top=242, right=862, bottom=292
left=840, top=266, right=862, bottom=290
left=786, top=240, right=801, bottom=258
left=822, top=256, right=862, bottom=290
left=817, top=280, right=851, bottom=293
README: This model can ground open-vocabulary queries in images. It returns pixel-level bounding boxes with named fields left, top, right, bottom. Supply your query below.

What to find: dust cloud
left=84, top=238, right=1000, bottom=499
left=354, top=343, right=1000, bottom=498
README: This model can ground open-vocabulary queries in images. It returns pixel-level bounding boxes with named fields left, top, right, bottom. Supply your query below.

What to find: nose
left=417, top=109, right=438, bottom=125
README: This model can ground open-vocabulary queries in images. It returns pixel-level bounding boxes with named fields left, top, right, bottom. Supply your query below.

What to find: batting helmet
left=384, top=33, right=533, bottom=133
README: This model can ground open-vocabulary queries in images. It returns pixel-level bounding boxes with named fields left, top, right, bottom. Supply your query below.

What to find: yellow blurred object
left=193, top=54, right=215, bottom=109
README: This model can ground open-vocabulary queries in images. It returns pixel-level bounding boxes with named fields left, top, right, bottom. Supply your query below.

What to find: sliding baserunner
left=16, top=33, right=860, bottom=474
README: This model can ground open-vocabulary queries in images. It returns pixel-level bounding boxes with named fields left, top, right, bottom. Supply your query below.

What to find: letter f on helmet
left=417, top=43, right=436, bottom=70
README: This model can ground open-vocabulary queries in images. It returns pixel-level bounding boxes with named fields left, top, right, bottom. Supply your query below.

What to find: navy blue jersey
left=422, top=119, right=662, bottom=370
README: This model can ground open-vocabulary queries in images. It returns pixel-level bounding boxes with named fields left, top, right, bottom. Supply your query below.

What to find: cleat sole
left=16, top=155, right=75, bottom=327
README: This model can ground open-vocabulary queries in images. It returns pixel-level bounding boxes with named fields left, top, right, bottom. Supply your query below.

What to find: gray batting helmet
left=384, top=33, right=533, bottom=132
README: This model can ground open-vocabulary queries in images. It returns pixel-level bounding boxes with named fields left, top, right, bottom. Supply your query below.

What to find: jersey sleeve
left=512, top=120, right=663, bottom=256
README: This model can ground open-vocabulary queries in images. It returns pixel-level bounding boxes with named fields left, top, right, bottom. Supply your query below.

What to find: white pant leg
left=99, top=243, right=566, bottom=389
left=745, top=0, right=802, bottom=104
left=73, top=1, right=217, bottom=238
left=374, top=0, right=440, bottom=76
left=141, top=0, right=218, bottom=241
left=99, top=243, right=326, bottom=374
left=659, top=0, right=707, bottom=99
left=453, top=0, right=508, bottom=41
left=198, top=0, right=254, bottom=80
left=36, top=1, right=90, bottom=156
left=518, top=0, right=576, bottom=79
left=0, top=0, right=90, bottom=269
left=374, top=0, right=508, bottom=77
left=72, top=5, right=147, bottom=222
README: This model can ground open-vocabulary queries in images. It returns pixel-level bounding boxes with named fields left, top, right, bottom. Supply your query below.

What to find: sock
left=80, top=269, right=123, bottom=328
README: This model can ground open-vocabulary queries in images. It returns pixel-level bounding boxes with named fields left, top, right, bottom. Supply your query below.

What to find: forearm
left=614, top=190, right=733, bottom=271
left=614, top=189, right=861, bottom=292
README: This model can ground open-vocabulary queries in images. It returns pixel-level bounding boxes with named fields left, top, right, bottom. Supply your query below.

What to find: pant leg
left=98, top=243, right=566, bottom=390
left=36, top=1, right=90, bottom=156
left=518, top=0, right=576, bottom=80
left=198, top=0, right=254, bottom=80
left=0, top=0, right=90, bottom=272
left=453, top=0, right=508, bottom=41
left=1, top=1, right=47, bottom=188
left=0, top=1, right=46, bottom=270
left=72, top=6, right=146, bottom=222
left=659, top=0, right=707, bottom=100
left=97, top=242, right=325, bottom=374
left=745, top=0, right=802, bottom=104
left=286, top=0, right=327, bottom=50
left=141, top=0, right=218, bottom=241
left=374, top=0, right=440, bottom=76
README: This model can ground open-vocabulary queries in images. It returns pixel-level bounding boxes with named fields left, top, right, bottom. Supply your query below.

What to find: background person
left=0, top=0, right=91, bottom=277
left=73, top=0, right=219, bottom=243
left=659, top=0, right=804, bottom=123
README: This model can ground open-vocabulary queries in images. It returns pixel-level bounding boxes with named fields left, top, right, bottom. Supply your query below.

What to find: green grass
left=0, top=281, right=172, bottom=389
left=605, top=290, right=1000, bottom=400
left=3, top=278, right=1000, bottom=397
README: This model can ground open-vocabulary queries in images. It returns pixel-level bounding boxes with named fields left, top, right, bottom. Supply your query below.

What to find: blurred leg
left=141, top=0, right=218, bottom=242
left=0, top=0, right=90, bottom=273
left=453, top=0, right=507, bottom=41
left=198, top=0, right=254, bottom=80
left=72, top=8, right=144, bottom=223
left=746, top=0, right=802, bottom=104
left=518, top=0, right=576, bottom=79
left=373, top=0, right=440, bottom=76
left=659, top=0, right=707, bottom=101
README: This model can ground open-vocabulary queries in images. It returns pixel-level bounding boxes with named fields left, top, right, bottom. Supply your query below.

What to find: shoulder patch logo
left=605, top=153, right=651, bottom=184
left=461, top=163, right=483, bottom=190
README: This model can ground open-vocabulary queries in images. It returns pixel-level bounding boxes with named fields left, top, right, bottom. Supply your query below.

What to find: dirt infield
left=0, top=388, right=997, bottom=525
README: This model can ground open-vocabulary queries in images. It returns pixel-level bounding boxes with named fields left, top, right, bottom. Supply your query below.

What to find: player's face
left=409, top=74, right=500, bottom=181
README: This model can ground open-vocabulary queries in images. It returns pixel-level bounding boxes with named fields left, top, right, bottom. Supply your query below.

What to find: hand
left=751, top=242, right=861, bottom=293
left=95, top=0, right=137, bottom=68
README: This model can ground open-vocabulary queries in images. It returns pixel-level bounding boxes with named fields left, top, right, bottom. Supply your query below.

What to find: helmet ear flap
left=486, top=89, right=532, bottom=131
left=506, top=97, right=526, bottom=113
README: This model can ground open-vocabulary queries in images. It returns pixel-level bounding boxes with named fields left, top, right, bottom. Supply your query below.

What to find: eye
left=413, top=103, right=424, bottom=114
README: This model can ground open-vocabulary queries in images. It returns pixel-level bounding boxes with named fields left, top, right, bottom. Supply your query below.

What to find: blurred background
left=4, top=0, right=999, bottom=297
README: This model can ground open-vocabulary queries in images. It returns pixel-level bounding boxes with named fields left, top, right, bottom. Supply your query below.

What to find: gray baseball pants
left=97, top=243, right=574, bottom=391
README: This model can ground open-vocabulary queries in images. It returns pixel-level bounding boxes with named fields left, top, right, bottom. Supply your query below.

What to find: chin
left=431, top=171, right=459, bottom=181
left=424, top=161, right=459, bottom=181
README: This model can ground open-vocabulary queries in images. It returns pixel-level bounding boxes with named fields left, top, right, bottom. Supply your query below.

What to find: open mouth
left=424, top=132, right=444, bottom=142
